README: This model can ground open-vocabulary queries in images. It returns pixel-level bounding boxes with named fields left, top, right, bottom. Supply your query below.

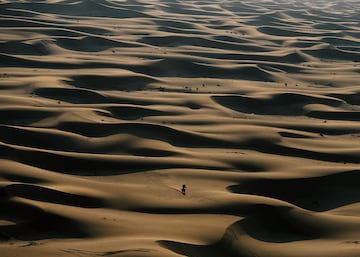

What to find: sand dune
left=1, top=0, right=360, bottom=256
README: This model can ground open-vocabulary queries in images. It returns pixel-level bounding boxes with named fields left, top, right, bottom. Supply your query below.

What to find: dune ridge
left=0, top=0, right=359, bottom=256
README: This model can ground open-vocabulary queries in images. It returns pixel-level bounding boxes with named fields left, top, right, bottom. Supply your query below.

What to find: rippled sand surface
left=0, top=1, right=360, bottom=256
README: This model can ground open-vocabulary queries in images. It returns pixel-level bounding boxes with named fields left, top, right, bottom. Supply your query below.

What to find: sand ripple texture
left=0, top=0, right=360, bottom=256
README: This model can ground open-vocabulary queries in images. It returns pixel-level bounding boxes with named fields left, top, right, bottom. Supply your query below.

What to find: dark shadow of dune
left=257, top=26, right=340, bottom=38
left=328, top=92, right=360, bottom=106
left=307, top=110, right=360, bottom=121
left=139, top=35, right=254, bottom=51
left=189, top=50, right=311, bottom=65
left=159, top=240, right=232, bottom=257
left=332, top=46, right=360, bottom=53
left=132, top=197, right=265, bottom=216
left=56, top=36, right=138, bottom=52
left=0, top=108, right=59, bottom=126
left=68, top=74, right=157, bottom=91
left=1, top=52, right=153, bottom=70
left=0, top=0, right=153, bottom=19
left=0, top=53, right=99, bottom=70
left=322, top=37, right=360, bottom=47
left=314, top=23, right=352, bottom=31
left=1, top=172, right=47, bottom=184
left=0, top=41, right=54, bottom=56
left=0, top=141, right=224, bottom=175
left=159, top=205, right=321, bottom=257
left=304, top=46, right=360, bottom=61
left=0, top=125, right=86, bottom=153
left=134, top=58, right=275, bottom=81
left=56, top=122, right=227, bottom=147
left=241, top=137, right=359, bottom=164
left=235, top=205, right=320, bottom=243
left=107, top=106, right=176, bottom=121
left=228, top=170, right=360, bottom=212
left=0, top=196, right=90, bottom=241
left=221, top=2, right=260, bottom=14
left=270, top=122, right=359, bottom=136
left=0, top=16, right=111, bottom=35
left=128, top=148, right=178, bottom=157
left=158, top=25, right=209, bottom=35
left=212, top=93, right=342, bottom=116
left=2, top=184, right=105, bottom=208
left=161, top=3, right=216, bottom=16
left=278, top=131, right=314, bottom=139
left=228, top=161, right=268, bottom=173
left=34, top=87, right=109, bottom=104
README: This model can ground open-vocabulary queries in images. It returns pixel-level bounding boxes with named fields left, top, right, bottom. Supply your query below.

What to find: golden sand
left=0, top=1, right=359, bottom=256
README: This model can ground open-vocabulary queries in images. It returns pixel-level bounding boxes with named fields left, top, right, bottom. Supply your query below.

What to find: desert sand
left=0, top=0, right=360, bottom=256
